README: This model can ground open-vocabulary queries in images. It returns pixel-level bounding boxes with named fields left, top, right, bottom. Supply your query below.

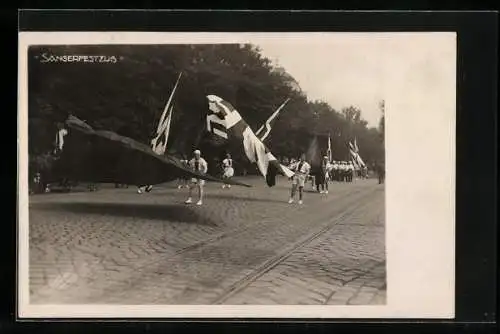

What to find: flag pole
left=327, top=132, right=332, bottom=162
left=155, top=72, right=182, bottom=137
left=151, top=71, right=182, bottom=154
left=255, top=97, right=291, bottom=139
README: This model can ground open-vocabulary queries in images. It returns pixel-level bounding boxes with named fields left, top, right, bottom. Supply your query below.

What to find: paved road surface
left=28, top=176, right=385, bottom=305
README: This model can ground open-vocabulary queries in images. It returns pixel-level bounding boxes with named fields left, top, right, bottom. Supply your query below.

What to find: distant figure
left=376, top=162, right=385, bottom=184
left=343, top=161, right=350, bottom=182
left=348, top=161, right=355, bottom=182
left=177, top=155, right=190, bottom=189
left=316, top=155, right=330, bottom=194
left=221, top=153, right=234, bottom=189
left=337, top=161, right=344, bottom=182
left=289, top=153, right=311, bottom=205
left=31, top=172, right=44, bottom=194
left=330, top=160, right=337, bottom=182
left=288, top=158, right=297, bottom=181
left=88, top=183, right=99, bottom=192
left=185, top=149, right=208, bottom=206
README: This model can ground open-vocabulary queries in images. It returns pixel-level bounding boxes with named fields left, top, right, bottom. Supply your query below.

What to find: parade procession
left=31, top=88, right=381, bottom=204
left=27, top=43, right=386, bottom=306
left=29, top=74, right=383, bottom=203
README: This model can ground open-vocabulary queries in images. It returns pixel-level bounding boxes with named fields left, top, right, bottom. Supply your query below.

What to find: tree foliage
left=28, top=44, right=385, bottom=175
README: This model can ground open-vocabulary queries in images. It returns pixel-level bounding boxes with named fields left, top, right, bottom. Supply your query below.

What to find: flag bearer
left=185, top=149, right=208, bottom=205
left=317, top=155, right=330, bottom=194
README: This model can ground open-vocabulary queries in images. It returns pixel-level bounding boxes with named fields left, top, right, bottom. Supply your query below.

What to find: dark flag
left=206, top=95, right=295, bottom=187
left=46, top=115, right=251, bottom=187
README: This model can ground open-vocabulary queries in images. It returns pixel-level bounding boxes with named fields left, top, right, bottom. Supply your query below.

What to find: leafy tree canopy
left=28, top=44, right=384, bottom=175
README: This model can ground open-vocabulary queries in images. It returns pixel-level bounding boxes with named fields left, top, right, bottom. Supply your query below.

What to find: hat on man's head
left=194, top=149, right=201, bottom=155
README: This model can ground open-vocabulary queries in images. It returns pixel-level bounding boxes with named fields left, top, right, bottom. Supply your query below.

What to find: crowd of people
left=172, top=149, right=376, bottom=206
left=30, top=146, right=382, bottom=207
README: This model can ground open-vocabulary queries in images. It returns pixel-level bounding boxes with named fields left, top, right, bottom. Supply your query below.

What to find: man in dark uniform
left=376, top=161, right=385, bottom=184
left=316, top=155, right=330, bottom=194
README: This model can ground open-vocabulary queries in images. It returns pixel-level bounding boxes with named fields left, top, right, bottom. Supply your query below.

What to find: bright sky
left=256, top=36, right=395, bottom=127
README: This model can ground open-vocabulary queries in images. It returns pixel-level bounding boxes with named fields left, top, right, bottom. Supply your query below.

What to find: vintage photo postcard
left=18, top=32, right=455, bottom=319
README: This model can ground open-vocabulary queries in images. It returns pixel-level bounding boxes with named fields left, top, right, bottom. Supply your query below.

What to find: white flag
left=327, top=134, right=332, bottom=162
left=151, top=72, right=182, bottom=155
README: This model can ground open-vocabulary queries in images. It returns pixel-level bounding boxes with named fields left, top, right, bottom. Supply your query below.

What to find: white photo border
left=18, top=32, right=456, bottom=319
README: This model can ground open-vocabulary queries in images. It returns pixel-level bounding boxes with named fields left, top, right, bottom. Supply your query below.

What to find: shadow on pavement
left=195, top=192, right=288, bottom=204
left=34, top=202, right=219, bottom=226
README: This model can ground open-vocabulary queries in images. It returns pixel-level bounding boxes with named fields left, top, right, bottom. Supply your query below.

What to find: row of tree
left=28, top=44, right=385, bottom=176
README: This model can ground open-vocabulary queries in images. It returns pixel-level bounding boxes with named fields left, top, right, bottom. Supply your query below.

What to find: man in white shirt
left=289, top=154, right=311, bottom=205
left=185, top=149, right=208, bottom=205
left=317, top=155, right=331, bottom=194
left=221, top=153, right=234, bottom=189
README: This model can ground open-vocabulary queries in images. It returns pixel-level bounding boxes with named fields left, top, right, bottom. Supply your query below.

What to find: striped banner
left=206, top=95, right=295, bottom=187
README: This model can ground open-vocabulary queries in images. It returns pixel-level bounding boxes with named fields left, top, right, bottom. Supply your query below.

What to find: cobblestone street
left=28, top=176, right=385, bottom=305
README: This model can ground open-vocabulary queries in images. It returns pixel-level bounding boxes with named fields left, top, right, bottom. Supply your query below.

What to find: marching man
left=289, top=153, right=311, bottom=205
left=318, top=155, right=331, bottom=194
left=348, top=161, right=354, bottom=182
left=221, top=153, right=234, bottom=189
left=185, top=149, right=208, bottom=206
left=177, top=154, right=190, bottom=189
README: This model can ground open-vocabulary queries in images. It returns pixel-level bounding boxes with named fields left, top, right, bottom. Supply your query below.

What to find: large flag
left=151, top=72, right=182, bottom=155
left=46, top=115, right=251, bottom=188
left=206, top=95, right=295, bottom=187
left=255, top=98, right=290, bottom=142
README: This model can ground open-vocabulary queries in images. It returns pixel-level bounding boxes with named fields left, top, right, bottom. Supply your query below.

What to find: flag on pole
left=349, top=146, right=357, bottom=161
left=351, top=156, right=359, bottom=169
left=206, top=94, right=295, bottom=187
left=151, top=72, right=182, bottom=155
left=255, top=98, right=290, bottom=141
left=327, top=133, right=332, bottom=162
left=356, top=152, right=366, bottom=168
left=354, top=137, right=359, bottom=153
left=348, top=139, right=366, bottom=168
left=151, top=104, right=174, bottom=155
left=349, top=140, right=356, bottom=152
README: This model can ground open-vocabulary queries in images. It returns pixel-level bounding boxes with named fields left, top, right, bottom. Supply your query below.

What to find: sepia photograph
left=18, top=32, right=455, bottom=318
